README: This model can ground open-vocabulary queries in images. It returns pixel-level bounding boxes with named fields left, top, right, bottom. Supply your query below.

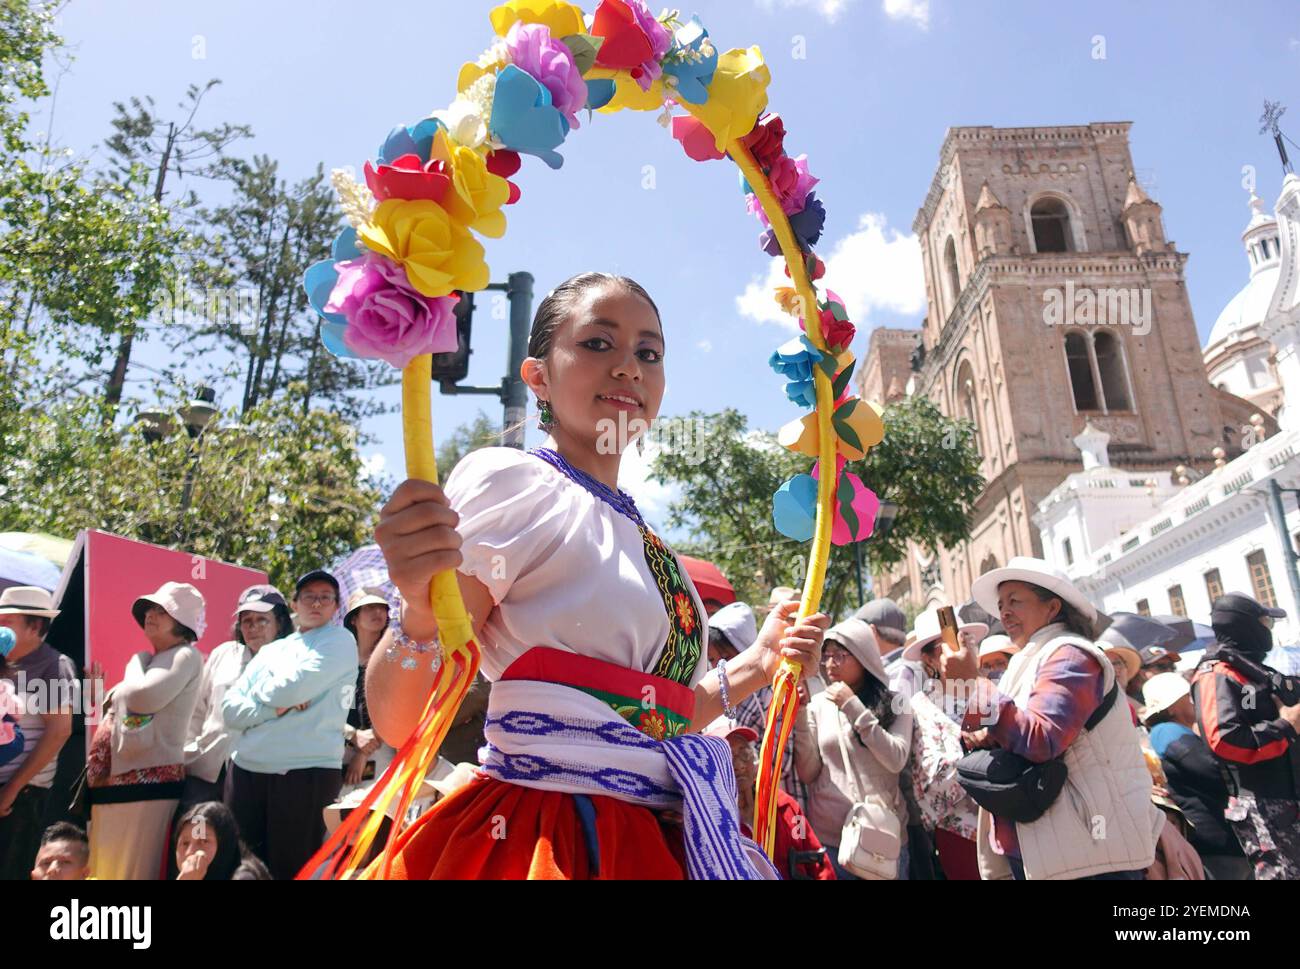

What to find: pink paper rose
left=325, top=254, right=461, bottom=368
left=505, top=21, right=590, bottom=130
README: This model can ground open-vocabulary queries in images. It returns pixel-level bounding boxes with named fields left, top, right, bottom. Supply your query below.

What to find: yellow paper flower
left=834, top=397, right=885, bottom=461
left=585, top=67, right=668, bottom=113
left=774, top=286, right=804, bottom=318
left=689, top=46, right=770, bottom=152
left=428, top=129, right=511, bottom=238
left=359, top=199, right=490, bottom=298
left=489, top=0, right=586, bottom=39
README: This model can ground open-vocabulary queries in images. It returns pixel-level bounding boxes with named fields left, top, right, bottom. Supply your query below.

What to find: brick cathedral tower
left=868, top=123, right=1266, bottom=610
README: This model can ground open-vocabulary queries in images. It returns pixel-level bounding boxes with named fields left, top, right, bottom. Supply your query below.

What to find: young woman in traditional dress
left=365, top=271, right=830, bottom=879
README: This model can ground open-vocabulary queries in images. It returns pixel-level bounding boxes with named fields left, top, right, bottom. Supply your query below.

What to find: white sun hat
left=904, top=607, right=990, bottom=662
left=1141, top=672, right=1191, bottom=721
left=132, top=581, right=207, bottom=640
left=971, top=556, right=1107, bottom=638
left=978, top=634, right=1018, bottom=660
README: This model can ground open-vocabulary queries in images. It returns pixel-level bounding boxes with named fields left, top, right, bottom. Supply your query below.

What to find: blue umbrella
left=0, top=546, right=61, bottom=592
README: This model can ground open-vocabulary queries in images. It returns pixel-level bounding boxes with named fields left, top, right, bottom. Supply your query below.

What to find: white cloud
left=360, top=452, right=386, bottom=481
left=1290, top=37, right=1300, bottom=52
left=736, top=211, right=926, bottom=332
left=882, top=0, right=930, bottom=29
left=756, top=0, right=857, bottom=22
left=697, top=339, right=713, bottom=353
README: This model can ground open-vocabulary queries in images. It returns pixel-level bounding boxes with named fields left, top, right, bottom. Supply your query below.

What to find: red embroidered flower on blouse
left=673, top=592, right=698, bottom=635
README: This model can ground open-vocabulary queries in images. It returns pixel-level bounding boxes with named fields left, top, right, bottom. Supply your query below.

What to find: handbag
left=832, top=703, right=902, bottom=880
left=955, top=684, right=1118, bottom=824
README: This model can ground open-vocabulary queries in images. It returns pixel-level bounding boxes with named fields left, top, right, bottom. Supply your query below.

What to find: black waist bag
left=955, top=684, right=1118, bottom=824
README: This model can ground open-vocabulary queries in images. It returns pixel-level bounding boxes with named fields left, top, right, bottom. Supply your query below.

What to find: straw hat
left=971, top=556, right=1106, bottom=637
left=904, top=607, right=990, bottom=662
left=1102, top=643, right=1142, bottom=682
left=345, top=586, right=391, bottom=624
left=132, top=582, right=206, bottom=639
left=0, top=585, right=60, bottom=619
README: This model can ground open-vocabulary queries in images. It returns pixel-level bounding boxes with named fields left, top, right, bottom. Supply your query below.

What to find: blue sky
left=46, top=0, right=1300, bottom=528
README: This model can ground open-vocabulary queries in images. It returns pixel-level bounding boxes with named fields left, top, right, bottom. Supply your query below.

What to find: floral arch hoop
left=302, top=0, right=886, bottom=876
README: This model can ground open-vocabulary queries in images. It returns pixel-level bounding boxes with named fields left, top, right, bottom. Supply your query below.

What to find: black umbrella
left=1098, top=612, right=1178, bottom=652
left=1148, top=614, right=1215, bottom=652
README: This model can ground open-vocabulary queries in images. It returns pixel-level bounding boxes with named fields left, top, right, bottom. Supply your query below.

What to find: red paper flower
left=671, top=115, right=726, bottom=162
left=741, top=113, right=786, bottom=171
left=363, top=153, right=451, bottom=204
left=486, top=149, right=523, bottom=204
left=820, top=308, right=856, bottom=354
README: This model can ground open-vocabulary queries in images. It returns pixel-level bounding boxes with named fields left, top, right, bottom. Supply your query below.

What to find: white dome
left=1206, top=264, right=1280, bottom=349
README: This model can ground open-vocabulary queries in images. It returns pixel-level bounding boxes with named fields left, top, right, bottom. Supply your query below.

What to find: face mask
left=985, top=669, right=1004, bottom=683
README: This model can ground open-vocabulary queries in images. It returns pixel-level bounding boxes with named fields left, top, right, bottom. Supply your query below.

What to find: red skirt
left=369, top=775, right=687, bottom=880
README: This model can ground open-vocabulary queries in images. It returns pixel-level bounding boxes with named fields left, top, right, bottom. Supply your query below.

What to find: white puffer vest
left=976, top=623, right=1163, bottom=880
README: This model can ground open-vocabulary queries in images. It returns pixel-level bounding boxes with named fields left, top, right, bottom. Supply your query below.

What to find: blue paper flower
left=377, top=118, right=445, bottom=165
left=772, top=473, right=818, bottom=542
left=586, top=78, right=616, bottom=110
left=490, top=64, right=571, bottom=170
left=761, top=193, right=827, bottom=256
left=769, top=334, right=823, bottom=408
left=304, top=227, right=365, bottom=359
left=662, top=16, right=718, bottom=105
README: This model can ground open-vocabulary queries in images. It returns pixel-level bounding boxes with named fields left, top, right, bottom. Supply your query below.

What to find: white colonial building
left=1037, top=172, right=1300, bottom=645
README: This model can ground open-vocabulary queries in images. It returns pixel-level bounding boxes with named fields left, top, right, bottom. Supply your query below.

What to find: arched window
left=1065, top=332, right=1099, bottom=410
left=944, top=237, right=961, bottom=312
left=1031, top=197, right=1073, bottom=253
left=978, top=553, right=1000, bottom=576
left=1094, top=331, right=1131, bottom=410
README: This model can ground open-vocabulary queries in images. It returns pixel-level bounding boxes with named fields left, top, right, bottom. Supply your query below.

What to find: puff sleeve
left=444, top=447, right=572, bottom=606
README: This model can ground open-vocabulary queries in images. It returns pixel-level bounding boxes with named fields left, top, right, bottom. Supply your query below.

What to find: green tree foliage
left=0, top=387, right=380, bottom=592
left=435, top=410, right=503, bottom=483
left=650, top=399, right=983, bottom=619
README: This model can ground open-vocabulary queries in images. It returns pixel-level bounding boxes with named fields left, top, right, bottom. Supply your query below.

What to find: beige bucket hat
left=132, top=581, right=207, bottom=639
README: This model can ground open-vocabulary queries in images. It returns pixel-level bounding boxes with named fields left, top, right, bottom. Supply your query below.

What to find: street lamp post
left=136, top=385, right=221, bottom=548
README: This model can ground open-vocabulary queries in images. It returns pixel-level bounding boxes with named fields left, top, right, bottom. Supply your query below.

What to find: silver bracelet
left=716, top=658, right=737, bottom=720
left=385, top=622, right=441, bottom=672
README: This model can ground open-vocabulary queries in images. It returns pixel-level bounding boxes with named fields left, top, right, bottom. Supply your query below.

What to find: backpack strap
left=1083, top=683, right=1120, bottom=732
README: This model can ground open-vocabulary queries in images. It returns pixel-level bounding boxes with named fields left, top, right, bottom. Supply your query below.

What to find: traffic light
left=430, top=291, right=475, bottom=386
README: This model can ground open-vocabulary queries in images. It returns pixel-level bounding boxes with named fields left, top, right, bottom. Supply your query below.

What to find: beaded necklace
left=529, top=447, right=646, bottom=529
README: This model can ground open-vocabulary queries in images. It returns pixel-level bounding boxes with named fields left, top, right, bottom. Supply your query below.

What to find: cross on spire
left=1259, top=100, right=1294, bottom=174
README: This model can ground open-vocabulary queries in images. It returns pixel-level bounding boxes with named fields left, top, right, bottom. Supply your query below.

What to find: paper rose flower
left=761, top=193, right=826, bottom=256
left=671, top=115, right=726, bottom=161
left=802, top=291, right=854, bottom=353
left=434, top=71, right=498, bottom=151
left=489, top=0, right=586, bottom=40
left=591, top=0, right=672, bottom=91
left=769, top=334, right=823, bottom=409
left=359, top=199, right=490, bottom=298
left=688, top=46, right=770, bottom=153
left=428, top=129, right=512, bottom=238
left=363, top=153, right=451, bottom=204
left=489, top=64, right=571, bottom=169
left=323, top=253, right=461, bottom=368
left=505, top=21, right=589, bottom=130
left=812, top=457, right=880, bottom=547
left=742, top=113, right=786, bottom=172
left=486, top=149, right=523, bottom=204
left=662, top=16, right=718, bottom=104
left=749, top=155, right=818, bottom=220
left=377, top=118, right=445, bottom=166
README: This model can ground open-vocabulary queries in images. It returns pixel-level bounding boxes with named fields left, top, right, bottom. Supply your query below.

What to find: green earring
left=538, top=399, right=554, bottom=429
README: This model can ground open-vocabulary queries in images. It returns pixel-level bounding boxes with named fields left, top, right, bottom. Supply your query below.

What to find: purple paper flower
left=505, top=21, right=590, bottom=130
left=761, top=193, right=827, bottom=256
left=628, top=0, right=672, bottom=89
left=325, top=254, right=460, bottom=368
